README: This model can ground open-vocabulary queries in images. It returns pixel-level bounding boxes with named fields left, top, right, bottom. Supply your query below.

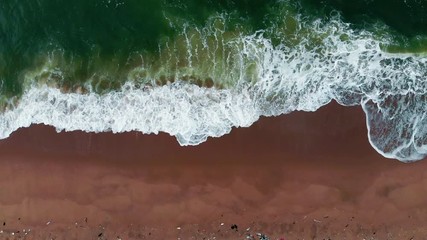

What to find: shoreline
left=0, top=102, right=426, bottom=239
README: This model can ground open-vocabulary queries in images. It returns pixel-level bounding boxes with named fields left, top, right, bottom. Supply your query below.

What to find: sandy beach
left=0, top=102, right=426, bottom=239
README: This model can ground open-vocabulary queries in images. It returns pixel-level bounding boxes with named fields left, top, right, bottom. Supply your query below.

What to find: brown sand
left=0, top=101, right=426, bottom=239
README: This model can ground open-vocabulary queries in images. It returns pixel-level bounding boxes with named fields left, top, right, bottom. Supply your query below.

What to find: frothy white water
left=236, top=18, right=427, bottom=162
left=1, top=14, right=427, bottom=162
left=0, top=83, right=259, bottom=146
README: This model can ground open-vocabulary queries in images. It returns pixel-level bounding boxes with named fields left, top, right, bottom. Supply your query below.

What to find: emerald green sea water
left=0, top=0, right=427, bottom=161
left=1, top=0, right=426, bottom=95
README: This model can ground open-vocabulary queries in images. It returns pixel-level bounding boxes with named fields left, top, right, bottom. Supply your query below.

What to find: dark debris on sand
left=231, top=224, right=238, bottom=231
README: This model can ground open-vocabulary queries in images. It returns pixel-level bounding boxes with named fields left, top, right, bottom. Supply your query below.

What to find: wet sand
left=0, top=101, right=426, bottom=239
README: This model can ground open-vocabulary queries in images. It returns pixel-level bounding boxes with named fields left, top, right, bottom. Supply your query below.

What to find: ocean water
left=1, top=0, right=427, bottom=161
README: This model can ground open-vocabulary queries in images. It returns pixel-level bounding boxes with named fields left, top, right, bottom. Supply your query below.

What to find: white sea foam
left=0, top=83, right=259, bottom=146
left=1, top=13, right=427, bottom=162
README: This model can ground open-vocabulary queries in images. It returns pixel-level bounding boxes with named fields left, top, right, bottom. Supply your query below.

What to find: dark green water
left=0, top=0, right=273, bottom=95
left=304, top=0, right=427, bottom=37
left=1, top=0, right=426, bottom=96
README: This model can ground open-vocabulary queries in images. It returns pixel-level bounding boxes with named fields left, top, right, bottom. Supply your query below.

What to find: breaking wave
left=1, top=4, right=427, bottom=162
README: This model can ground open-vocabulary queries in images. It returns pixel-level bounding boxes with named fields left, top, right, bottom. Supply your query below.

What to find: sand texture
left=0, top=102, right=426, bottom=239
